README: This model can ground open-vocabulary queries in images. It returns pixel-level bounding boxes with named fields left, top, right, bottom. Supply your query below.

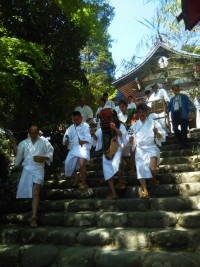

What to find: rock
left=47, top=227, right=80, bottom=245
left=150, top=197, right=188, bottom=211
left=117, top=199, right=150, bottom=211
left=0, top=227, right=20, bottom=244
left=179, top=183, right=200, bottom=197
left=77, top=228, right=112, bottom=246
left=114, top=228, right=149, bottom=249
left=39, top=212, right=64, bottom=226
left=179, top=212, right=200, bottom=228
left=20, top=245, right=58, bottom=267
left=149, top=230, right=189, bottom=248
left=0, top=244, right=20, bottom=267
left=95, top=249, right=141, bottom=267
left=97, top=212, right=128, bottom=228
left=57, top=247, right=96, bottom=267
left=65, top=199, right=95, bottom=212
left=127, top=211, right=177, bottom=228
left=143, top=251, right=200, bottom=267
left=63, top=212, right=96, bottom=227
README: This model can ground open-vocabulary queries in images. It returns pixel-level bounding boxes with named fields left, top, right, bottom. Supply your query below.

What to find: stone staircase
left=0, top=128, right=200, bottom=267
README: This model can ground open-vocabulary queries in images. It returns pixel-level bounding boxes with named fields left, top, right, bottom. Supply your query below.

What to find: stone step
left=163, top=137, right=199, bottom=146
left=188, top=131, right=200, bottom=139
left=189, top=128, right=200, bottom=133
left=11, top=196, right=200, bottom=214
left=90, top=149, right=197, bottom=165
left=45, top=168, right=200, bottom=182
left=0, top=244, right=200, bottom=267
left=51, top=149, right=199, bottom=177
left=83, top=156, right=200, bottom=172
left=0, top=225, right=200, bottom=252
left=160, top=148, right=194, bottom=158
left=39, top=183, right=200, bottom=200
left=160, top=155, right=200, bottom=165
left=159, top=162, right=200, bottom=173
left=2, top=210, right=200, bottom=229
left=160, top=141, right=199, bottom=152
left=44, top=171, right=200, bottom=189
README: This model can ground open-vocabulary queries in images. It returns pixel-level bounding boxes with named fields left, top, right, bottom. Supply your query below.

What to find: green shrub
left=0, top=132, right=15, bottom=215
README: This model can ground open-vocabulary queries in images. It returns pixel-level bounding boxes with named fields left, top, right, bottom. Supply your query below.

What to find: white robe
left=105, top=100, right=115, bottom=109
left=94, top=124, right=128, bottom=180
left=115, top=105, right=121, bottom=114
left=95, top=106, right=103, bottom=130
left=74, top=105, right=93, bottom=122
left=130, top=118, right=165, bottom=179
left=118, top=112, right=130, bottom=156
left=194, top=97, right=200, bottom=128
left=148, top=88, right=170, bottom=106
left=15, top=136, right=54, bottom=198
left=147, top=89, right=170, bottom=135
left=127, top=102, right=136, bottom=110
left=63, top=122, right=92, bottom=177
left=118, top=112, right=127, bottom=123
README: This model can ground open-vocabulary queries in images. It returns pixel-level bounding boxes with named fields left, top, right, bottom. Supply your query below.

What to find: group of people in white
left=14, top=82, right=199, bottom=228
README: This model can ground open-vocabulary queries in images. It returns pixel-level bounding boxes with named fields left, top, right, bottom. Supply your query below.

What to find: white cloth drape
left=63, top=122, right=92, bottom=177
left=15, top=137, right=54, bottom=198
left=93, top=124, right=128, bottom=180
left=129, top=118, right=165, bottom=179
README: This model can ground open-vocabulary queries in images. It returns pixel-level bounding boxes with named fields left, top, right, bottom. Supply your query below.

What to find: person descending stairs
left=0, top=128, right=200, bottom=267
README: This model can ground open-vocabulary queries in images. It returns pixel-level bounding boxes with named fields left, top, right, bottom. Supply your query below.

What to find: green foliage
left=82, top=43, right=115, bottom=106
left=0, top=36, right=50, bottom=86
left=0, top=0, right=115, bottom=130
left=59, top=0, right=114, bottom=43
left=0, top=132, right=15, bottom=215
left=137, top=0, right=200, bottom=51
left=62, top=0, right=116, bottom=105
left=0, top=0, right=88, bottom=130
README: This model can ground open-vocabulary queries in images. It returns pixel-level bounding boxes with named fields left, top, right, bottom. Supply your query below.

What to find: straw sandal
left=141, top=191, right=150, bottom=199
left=79, top=182, right=89, bottom=190
left=30, top=216, right=38, bottom=228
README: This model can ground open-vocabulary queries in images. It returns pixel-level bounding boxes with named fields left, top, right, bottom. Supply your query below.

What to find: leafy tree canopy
left=0, top=0, right=115, bottom=132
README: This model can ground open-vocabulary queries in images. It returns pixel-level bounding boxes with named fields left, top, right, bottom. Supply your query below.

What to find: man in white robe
left=63, top=111, right=92, bottom=189
left=148, top=83, right=170, bottom=105
left=74, top=97, right=93, bottom=124
left=118, top=99, right=136, bottom=175
left=127, top=95, right=136, bottom=110
left=95, top=97, right=106, bottom=130
left=147, top=82, right=170, bottom=136
left=91, top=117, right=128, bottom=199
left=114, top=102, right=121, bottom=115
left=194, top=97, right=200, bottom=128
left=15, top=125, right=54, bottom=227
left=129, top=103, right=165, bottom=199
left=103, top=92, right=115, bottom=109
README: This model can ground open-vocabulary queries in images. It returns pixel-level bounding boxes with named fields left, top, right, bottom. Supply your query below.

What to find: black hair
left=100, top=97, right=106, bottom=103
left=29, top=125, right=39, bottom=131
left=152, top=82, right=158, bottom=88
left=103, top=92, right=108, bottom=97
left=137, top=103, right=148, bottom=112
left=172, top=84, right=180, bottom=89
left=119, top=99, right=128, bottom=106
left=145, top=90, right=151, bottom=95
left=72, top=111, right=82, bottom=117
